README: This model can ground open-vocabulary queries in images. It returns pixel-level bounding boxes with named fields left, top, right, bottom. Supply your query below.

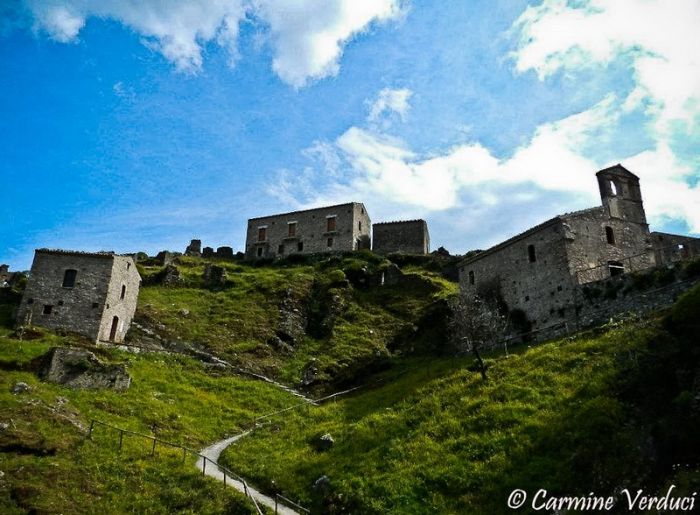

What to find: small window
left=327, top=237, right=334, bottom=248
left=27, top=298, right=34, bottom=304
left=297, top=241, right=304, bottom=252
left=608, top=261, right=624, bottom=277
left=288, top=222, right=296, bottom=237
left=62, top=269, right=77, bottom=288
left=92, top=302, right=99, bottom=309
left=327, top=216, right=336, bottom=232
left=605, top=226, right=615, bottom=244
left=278, top=244, right=285, bottom=255
left=524, top=296, right=530, bottom=302
left=258, top=227, right=267, bottom=242
left=557, top=285, right=563, bottom=292
left=468, top=271, right=475, bottom=285
left=609, top=180, right=618, bottom=196
left=527, top=245, right=536, bottom=263
left=120, top=285, right=126, bottom=300
left=58, top=300, right=64, bottom=306
left=256, top=247, right=263, bottom=257
left=42, top=304, right=53, bottom=315
left=127, top=262, right=131, bottom=270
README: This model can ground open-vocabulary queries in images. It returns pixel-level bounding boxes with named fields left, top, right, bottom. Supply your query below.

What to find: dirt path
left=196, top=432, right=300, bottom=515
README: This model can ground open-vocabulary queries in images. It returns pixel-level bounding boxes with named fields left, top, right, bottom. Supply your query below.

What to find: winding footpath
left=196, top=432, right=300, bottom=515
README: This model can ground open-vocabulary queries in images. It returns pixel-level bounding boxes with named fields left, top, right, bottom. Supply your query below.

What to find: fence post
left=151, top=438, right=157, bottom=456
left=275, top=495, right=278, bottom=514
left=202, top=458, right=206, bottom=475
left=88, top=420, right=95, bottom=440
left=223, top=471, right=226, bottom=488
left=118, top=430, right=124, bottom=452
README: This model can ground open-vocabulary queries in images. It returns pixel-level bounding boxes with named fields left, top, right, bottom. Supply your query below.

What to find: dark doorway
left=109, top=316, right=119, bottom=341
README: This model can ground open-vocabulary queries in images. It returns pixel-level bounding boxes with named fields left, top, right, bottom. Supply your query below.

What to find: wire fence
left=87, top=419, right=309, bottom=515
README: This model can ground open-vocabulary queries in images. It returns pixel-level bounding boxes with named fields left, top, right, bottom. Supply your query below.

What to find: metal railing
left=87, top=419, right=309, bottom=515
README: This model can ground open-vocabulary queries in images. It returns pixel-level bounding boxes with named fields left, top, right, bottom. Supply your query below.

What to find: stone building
left=372, top=220, right=430, bottom=255
left=1, top=264, right=18, bottom=287
left=458, top=164, right=699, bottom=331
left=16, top=249, right=141, bottom=343
left=245, top=202, right=371, bottom=259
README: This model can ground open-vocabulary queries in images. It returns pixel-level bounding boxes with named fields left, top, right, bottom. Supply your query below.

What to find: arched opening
left=609, top=180, right=618, bottom=196
left=120, top=285, right=126, bottom=300
left=605, top=226, right=615, bottom=244
left=62, top=269, right=77, bottom=288
left=109, top=316, right=119, bottom=341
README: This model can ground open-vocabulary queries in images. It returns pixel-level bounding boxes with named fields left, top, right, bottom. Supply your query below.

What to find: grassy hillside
left=0, top=326, right=298, bottom=513
left=134, top=253, right=458, bottom=391
left=219, top=284, right=700, bottom=514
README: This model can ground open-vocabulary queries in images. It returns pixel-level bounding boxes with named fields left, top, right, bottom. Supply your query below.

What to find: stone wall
left=372, top=220, right=430, bottom=255
left=459, top=219, right=577, bottom=330
left=245, top=202, right=371, bottom=259
left=562, top=207, right=654, bottom=283
left=16, top=250, right=140, bottom=343
left=651, top=232, right=700, bottom=266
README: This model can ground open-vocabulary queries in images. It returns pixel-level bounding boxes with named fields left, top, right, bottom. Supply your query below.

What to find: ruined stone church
left=458, top=164, right=700, bottom=331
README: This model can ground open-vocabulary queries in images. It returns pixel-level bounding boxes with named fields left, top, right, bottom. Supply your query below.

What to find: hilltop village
left=4, top=164, right=699, bottom=345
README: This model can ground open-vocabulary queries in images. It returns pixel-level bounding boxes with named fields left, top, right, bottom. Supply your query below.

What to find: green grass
left=220, top=284, right=700, bottom=514
left=134, top=254, right=457, bottom=390
left=0, top=326, right=298, bottom=514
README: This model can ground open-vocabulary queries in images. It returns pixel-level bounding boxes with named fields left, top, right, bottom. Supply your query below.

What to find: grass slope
left=0, top=327, right=298, bottom=513
left=220, top=284, right=700, bottom=514
left=135, top=254, right=457, bottom=389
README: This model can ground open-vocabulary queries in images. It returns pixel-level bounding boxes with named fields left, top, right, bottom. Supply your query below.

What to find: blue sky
left=1, top=0, right=699, bottom=270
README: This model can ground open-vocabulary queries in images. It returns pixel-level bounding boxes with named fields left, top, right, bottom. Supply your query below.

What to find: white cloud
left=367, top=87, right=413, bottom=123
left=20, top=0, right=402, bottom=85
left=511, top=0, right=700, bottom=132
left=255, top=0, right=403, bottom=88
left=271, top=91, right=700, bottom=234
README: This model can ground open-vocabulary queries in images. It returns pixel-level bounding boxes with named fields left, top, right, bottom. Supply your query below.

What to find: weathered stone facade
left=245, top=202, right=371, bottom=259
left=16, top=250, right=141, bottom=343
left=372, top=220, right=430, bottom=255
left=458, top=164, right=698, bottom=331
left=650, top=231, right=700, bottom=266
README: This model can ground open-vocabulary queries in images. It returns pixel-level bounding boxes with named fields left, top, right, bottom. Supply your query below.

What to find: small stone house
left=245, top=202, right=371, bottom=259
left=16, top=249, right=141, bottom=343
left=372, top=219, right=430, bottom=255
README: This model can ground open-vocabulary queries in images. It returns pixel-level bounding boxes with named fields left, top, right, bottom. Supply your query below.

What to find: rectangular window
left=278, top=244, right=285, bottom=255
left=257, top=227, right=267, bottom=242
left=256, top=247, right=263, bottom=257
left=358, top=221, right=362, bottom=231
left=288, top=222, right=297, bottom=237
left=468, top=270, right=475, bottom=285
left=605, top=226, right=615, bottom=244
left=297, top=241, right=304, bottom=252
left=120, top=285, right=126, bottom=300
left=527, top=244, right=536, bottom=263
left=327, top=216, right=336, bottom=232
left=327, top=237, right=334, bottom=248
left=42, top=304, right=53, bottom=315
left=62, top=269, right=77, bottom=288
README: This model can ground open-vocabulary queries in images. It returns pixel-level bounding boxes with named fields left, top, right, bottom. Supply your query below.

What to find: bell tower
left=596, top=164, right=647, bottom=225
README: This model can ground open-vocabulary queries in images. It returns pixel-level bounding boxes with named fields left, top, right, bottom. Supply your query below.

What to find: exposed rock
left=317, top=433, right=334, bottom=451
left=216, top=246, right=234, bottom=260
left=161, top=264, right=181, bottom=286
left=185, top=239, right=202, bottom=257
left=313, top=475, right=331, bottom=492
left=300, top=362, right=319, bottom=387
left=11, top=382, right=30, bottom=394
left=36, top=347, right=131, bottom=390
left=0, top=422, right=9, bottom=431
left=384, top=263, right=404, bottom=286
left=267, top=336, right=294, bottom=354
left=203, top=264, right=227, bottom=287
left=155, top=251, right=176, bottom=266
left=276, top=288, right=307, bottom=346
left=178, top=308, right=190, bottom=317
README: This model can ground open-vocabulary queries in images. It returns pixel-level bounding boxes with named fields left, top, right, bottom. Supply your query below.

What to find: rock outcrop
left=36, top=347, right=131, bottom=390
